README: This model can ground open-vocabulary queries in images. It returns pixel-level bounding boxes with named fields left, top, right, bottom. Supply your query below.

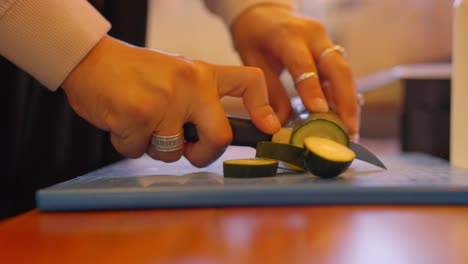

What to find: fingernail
left=310, top=98, right=329, bottom=113
left=350, top=133, right=360, bottom=143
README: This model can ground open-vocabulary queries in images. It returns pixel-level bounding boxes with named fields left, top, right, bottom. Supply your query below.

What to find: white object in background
left=451, top=0, right=468, bottom=168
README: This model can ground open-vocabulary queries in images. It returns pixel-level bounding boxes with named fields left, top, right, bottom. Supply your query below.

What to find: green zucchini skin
left=308, top=111, right=348, bottom=134
left=223, top=158, right=278, bottom=178
left=255, top=141, right=306, bottom=171
left=291, top=111, right=348, bottom=133
left=303, top=137, right=355, bottom=178
left=304, top=150, right=352, bottom=178
left=291, top=119, right=349, bottom=147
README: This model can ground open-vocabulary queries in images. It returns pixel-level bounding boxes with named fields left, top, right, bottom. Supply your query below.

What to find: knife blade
left=184, top=116, right=386, bottom=169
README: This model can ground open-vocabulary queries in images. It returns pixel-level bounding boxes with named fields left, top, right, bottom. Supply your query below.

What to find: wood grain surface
left=1, top=206, right=468, bottom=264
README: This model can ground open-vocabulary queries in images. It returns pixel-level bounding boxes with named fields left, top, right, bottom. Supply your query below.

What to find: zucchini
left=303, top=136, right=355, bottom=178
left=255, top=141, right=306, bottom=172
left=271, top=127, right=292, bottom=144
left=290, top=111, right=348, bottom=132
left=223, top=158, right=279, bottom=178
left=308, top=111, right=348, bottom=134
left=290, top=118, right=349, bottom=147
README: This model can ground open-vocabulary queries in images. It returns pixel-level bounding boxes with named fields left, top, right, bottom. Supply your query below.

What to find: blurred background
left=145, top=0, right=453, bottom=146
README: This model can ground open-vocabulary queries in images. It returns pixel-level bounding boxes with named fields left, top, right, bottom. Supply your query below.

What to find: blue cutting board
left=36, top=146, right=468, bottom=212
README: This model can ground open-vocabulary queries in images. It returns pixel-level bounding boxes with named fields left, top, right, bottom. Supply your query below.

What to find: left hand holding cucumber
left=231, top=4, right=360, bottom=141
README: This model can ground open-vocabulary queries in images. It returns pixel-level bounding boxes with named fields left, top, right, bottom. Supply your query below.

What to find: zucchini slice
left=223, top=158, right=279, bottom=178
left=290, top=111, right=348, bottom=133
left=290, top=118, right=349, bottom=148
left=308, top=111, right=348, bottom=134
left=255, top=141, right=306, bottom=171
left=271, top=127, right=292, bottom=144
left=303, top=136, right=355, bottom=178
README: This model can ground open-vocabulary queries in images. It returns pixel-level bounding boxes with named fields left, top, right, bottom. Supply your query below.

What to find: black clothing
left=1, top=1, right=148, bottom=220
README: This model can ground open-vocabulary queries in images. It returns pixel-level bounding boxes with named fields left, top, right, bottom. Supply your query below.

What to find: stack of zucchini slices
left=223, top=112, right=356, bottom=178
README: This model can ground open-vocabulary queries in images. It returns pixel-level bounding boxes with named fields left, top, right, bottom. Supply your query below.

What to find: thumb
left=214, top=65, right=281, bottom=134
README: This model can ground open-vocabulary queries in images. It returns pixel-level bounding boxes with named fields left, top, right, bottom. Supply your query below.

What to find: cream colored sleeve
left=203, top=0, right=293, bottom=26
left=0, top=0, right=111, bottom=91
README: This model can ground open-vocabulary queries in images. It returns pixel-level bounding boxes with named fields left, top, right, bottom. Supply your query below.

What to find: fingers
left=276, top=22, right=359, bottom=137
left=107, top=102, right=157, bottom=159
left=215, top=65, right=281, bottom=134
left=317, top=50, right=360, bottom=137
left=298, top=24, right=360, bottom=137
left=110, top=130, right=151, bottom=159
left=146, top=118, right=185, bottom=163
left=274, top=39, right=329, bottom=114
left=321, top=80, right=336, bottom=111
left=106, top=101, right=185, bottom=162
left=264, top=17, right=359, bottom=138
left=261, top=66, right=292, bottom=124
left=183, top=101, right=232, bottom=168
left=184, top=64, right=283, bottom=167
left=109, top=61, right=282, bottom=168
left=145, top=82, right=187, bottom=163
left=241, top=52, right=292, bottom=124
left=230, top=5, right=360, bottom=139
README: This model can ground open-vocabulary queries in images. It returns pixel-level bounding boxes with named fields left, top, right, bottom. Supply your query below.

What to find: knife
left=184, top=116, right=386, bottom=169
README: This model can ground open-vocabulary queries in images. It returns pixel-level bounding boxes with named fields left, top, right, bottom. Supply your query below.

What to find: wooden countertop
left=2, top=138, right=467, bottom=263
left=1, top=206, right=468, bottom=264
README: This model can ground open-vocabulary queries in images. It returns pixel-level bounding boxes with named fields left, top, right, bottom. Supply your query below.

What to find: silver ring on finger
left=151, top=130, right=184, bottom=152
left=294, top=71, right=319, bottom=87
left=320, top=45, right=346, bottom=62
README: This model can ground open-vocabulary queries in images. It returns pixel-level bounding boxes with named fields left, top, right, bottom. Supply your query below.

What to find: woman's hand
left=61, top=35, right=280, bottom=167
left=232, top=4, right=360, bottom=141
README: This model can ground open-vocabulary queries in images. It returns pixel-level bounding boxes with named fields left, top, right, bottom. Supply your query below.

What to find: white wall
left=146, top=0, right=241, bottom=65
left=146, top=0, right=453, bottom=77
left=317, top=0, right=453, bottom=77
left=146, top=0, right=251, bottom=117
left=145, top=0, right=453, bottom=116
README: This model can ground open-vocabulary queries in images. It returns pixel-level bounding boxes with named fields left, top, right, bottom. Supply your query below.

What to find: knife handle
left=183, top=117, right=272, bottom=148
